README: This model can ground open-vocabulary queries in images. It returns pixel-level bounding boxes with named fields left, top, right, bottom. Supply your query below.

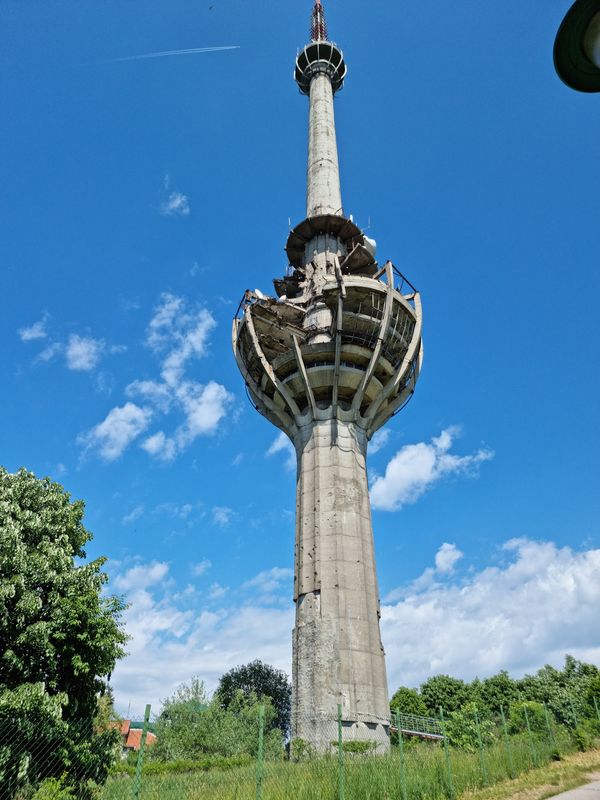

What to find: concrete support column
left=291, top=419, right=390, bottom=751
left=307, top=72, right=343, bottom=218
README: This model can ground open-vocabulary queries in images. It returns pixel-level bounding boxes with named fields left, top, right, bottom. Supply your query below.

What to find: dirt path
left=545, top=775, right=600, bottom=799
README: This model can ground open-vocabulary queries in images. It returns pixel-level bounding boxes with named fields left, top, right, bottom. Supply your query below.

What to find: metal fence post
left=256, top=704, right=265, bottom=800
left=594, top=696, right=600, bottom=727
left=131, top=704, right=151, bottom=800
left=337, top=703, right=345, bottom=800
left=500, top=706, right=514, bottom=779
left=570, top=698, right=579, bottom=729
left=474, top=708, right=488, bottom=786
left=523, top=705, right=536, bottom=768
left=395, top=712, right=408, bottom=800
left=439, top=707, right=454, bottom=800
left=544, top=703, right=556, bottom=754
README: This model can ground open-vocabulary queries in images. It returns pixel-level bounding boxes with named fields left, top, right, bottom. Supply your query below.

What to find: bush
left=329, top=740, right=378, bottom=755
left=290, top=738, right=316, bottom=762
left=390, top=687, right=428, bottom=717
left=111, top=755, right=253, bottom=776
left=572, top=726, right=592, bottom=752
left=31, top=778, right=76, bottom=799
left=420, top=675, right=471, bottom=715
left=509, top=701, right=547, bottom=735
left=444, top=703, right=495, bottom=752
left=151, top=682, right=283, bottom=762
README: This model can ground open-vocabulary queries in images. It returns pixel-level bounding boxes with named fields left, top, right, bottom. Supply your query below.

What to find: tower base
left=291, top=418, right=390, bottom=753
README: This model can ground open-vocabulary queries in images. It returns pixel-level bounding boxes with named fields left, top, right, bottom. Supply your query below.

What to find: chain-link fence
left=3, top=699, right=599, bottom=800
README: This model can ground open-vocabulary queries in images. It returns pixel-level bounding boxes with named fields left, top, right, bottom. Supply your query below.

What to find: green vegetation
left=2, top=470, right=600, bottom=800
left=216, top=660, right=291, bottom=737
left=151, top=678, right=283, bottom=762
left=99, top=728, right=598, bottom=799
left=0, top=468, right=128, bottom=799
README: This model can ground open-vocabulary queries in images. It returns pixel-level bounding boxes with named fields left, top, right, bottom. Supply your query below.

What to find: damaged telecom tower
left=233, top=0, right=423, bottom=750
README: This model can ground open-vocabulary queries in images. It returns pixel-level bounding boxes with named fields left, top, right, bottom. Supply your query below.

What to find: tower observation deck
left=232, top=0, right=423, bottom=751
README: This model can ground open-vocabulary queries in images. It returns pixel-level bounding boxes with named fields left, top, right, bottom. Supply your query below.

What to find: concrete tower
left=232, top=0, right=423, bottom=750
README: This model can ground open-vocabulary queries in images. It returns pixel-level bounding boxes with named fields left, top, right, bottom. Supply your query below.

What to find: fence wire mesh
left=0, top=702, right=589, bottom=800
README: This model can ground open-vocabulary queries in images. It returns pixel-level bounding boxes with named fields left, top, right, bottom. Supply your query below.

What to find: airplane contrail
left=110, top=46, right=240, bottom=63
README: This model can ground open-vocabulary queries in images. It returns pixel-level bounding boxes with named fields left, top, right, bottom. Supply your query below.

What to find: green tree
left=517, top=656, right=599, bottom=726
left=586, top=674, right=600, bottom=716
left=153, top=679, right=282, bottom=761
left=420, top=675, right=471, bottom=715
left=471, top=671, right=518, bottom=714
left=390, top=686, right=428, bottom=717
left=445, top=702, right=495, bottom=751
left=216, top=660, right=291, bottom=735
left=0, top=468, right=128, bottom=797
left=509, top=701, right=547, bottom=734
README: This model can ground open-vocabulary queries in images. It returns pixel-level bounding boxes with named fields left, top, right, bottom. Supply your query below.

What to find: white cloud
left=19, top=316, right=48, bottom=342
left=154, top=502, right=195, bottom=520
left=267, top=431, right=296, bottom=472
left=126, top=380, right=172, bottom=413
left=232, top=453, right=244, bottom=467
left=370, top=426, right=494, bottom=512
left=122, top=295, right=233, bottom=462
left=381, top=539, right=600, bottom=691
left=161, top=191, right=190, bottom=217
left=108, top=558, right=293, bottom=712
left=212, top=506, right=234, bottom=527
left=175, top=381, right=232, bottom=443
left=369, top=429, right=390, bottom=455
left=109, top=540, right=600, bottom=716
left=114, top=561, right=169, bottom=592
left=141, top=431, right=178, bottom=462
left=192, top=559, right=212, bottom=577
left=435, top=542, right=463, bottom=574
left=146, top=294, right=216, bottom=385
left=122, top=505, right=144, bottom=526
left=65, top=334, right=104, bottom=371
left=208, top=582, right=228, bottom=600
left=242, top=567, right=294, bottom=594
left=79, top=402, right=152, bottom=461
left=36, top=342, right=62, bottom=363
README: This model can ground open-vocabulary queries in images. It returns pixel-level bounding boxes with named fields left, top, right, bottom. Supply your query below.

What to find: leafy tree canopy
left=153, top=678, right=282, bottom=761
left=445, top=702, right=496, bottom=751
left=420, top=675, right=471, bottom=715
left=472, top=671, right=519, bottom=714
left=516, top=656, right=599, bottom=726
left=0, top=468, right=128, bottom=796
left=216, top=660, right=291, bottom=735
left=390, top=686, right=428, bottom=717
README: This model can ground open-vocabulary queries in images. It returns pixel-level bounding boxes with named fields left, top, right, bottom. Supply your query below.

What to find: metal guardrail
left=392, top=712, right=444, bottom=740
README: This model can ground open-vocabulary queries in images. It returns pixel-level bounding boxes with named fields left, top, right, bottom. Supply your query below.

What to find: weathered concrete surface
left=291, top=418, right=390, bottom=750
left=232, top=1, right=423, bottom=756
left=546, top=781, right=600, bottom=799
left=307, top=72, right=343, bottom=218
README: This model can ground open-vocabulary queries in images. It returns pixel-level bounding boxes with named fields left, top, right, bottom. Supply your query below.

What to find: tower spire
left=311, top=0, right=328, bottom=42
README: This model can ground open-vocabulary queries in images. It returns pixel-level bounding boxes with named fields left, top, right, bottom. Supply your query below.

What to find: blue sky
left=2, top=0, right=599, bottom=715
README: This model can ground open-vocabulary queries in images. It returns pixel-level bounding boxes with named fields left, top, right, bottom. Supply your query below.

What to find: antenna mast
left=311, top=0, right=328, bottom=42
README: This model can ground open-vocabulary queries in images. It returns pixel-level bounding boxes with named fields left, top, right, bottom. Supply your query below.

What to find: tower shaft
left=293, top=419, right=389, bottom=744
left=307, top=71, right=342, bottom=217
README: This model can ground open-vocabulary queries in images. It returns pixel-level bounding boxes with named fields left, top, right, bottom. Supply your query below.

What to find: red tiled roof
left=125, top=729, right=157, bottom=751
left=108, top=719, right=131, bottom=736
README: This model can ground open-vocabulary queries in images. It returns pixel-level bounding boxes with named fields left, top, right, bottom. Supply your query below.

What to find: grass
left=101, top=735, right=598, bottom=800
left=464, top=750, right=600, bottom=800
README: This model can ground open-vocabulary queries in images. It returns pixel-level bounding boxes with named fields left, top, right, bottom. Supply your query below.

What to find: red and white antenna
left=311, top=0, right=328, bottom=42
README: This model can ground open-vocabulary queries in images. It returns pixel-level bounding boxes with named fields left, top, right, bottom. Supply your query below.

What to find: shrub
left=290, top=738, right=316, bottom=762
left=444, top=703, right=495, bottom=752
left=509, top=701, right=547, bottom=735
